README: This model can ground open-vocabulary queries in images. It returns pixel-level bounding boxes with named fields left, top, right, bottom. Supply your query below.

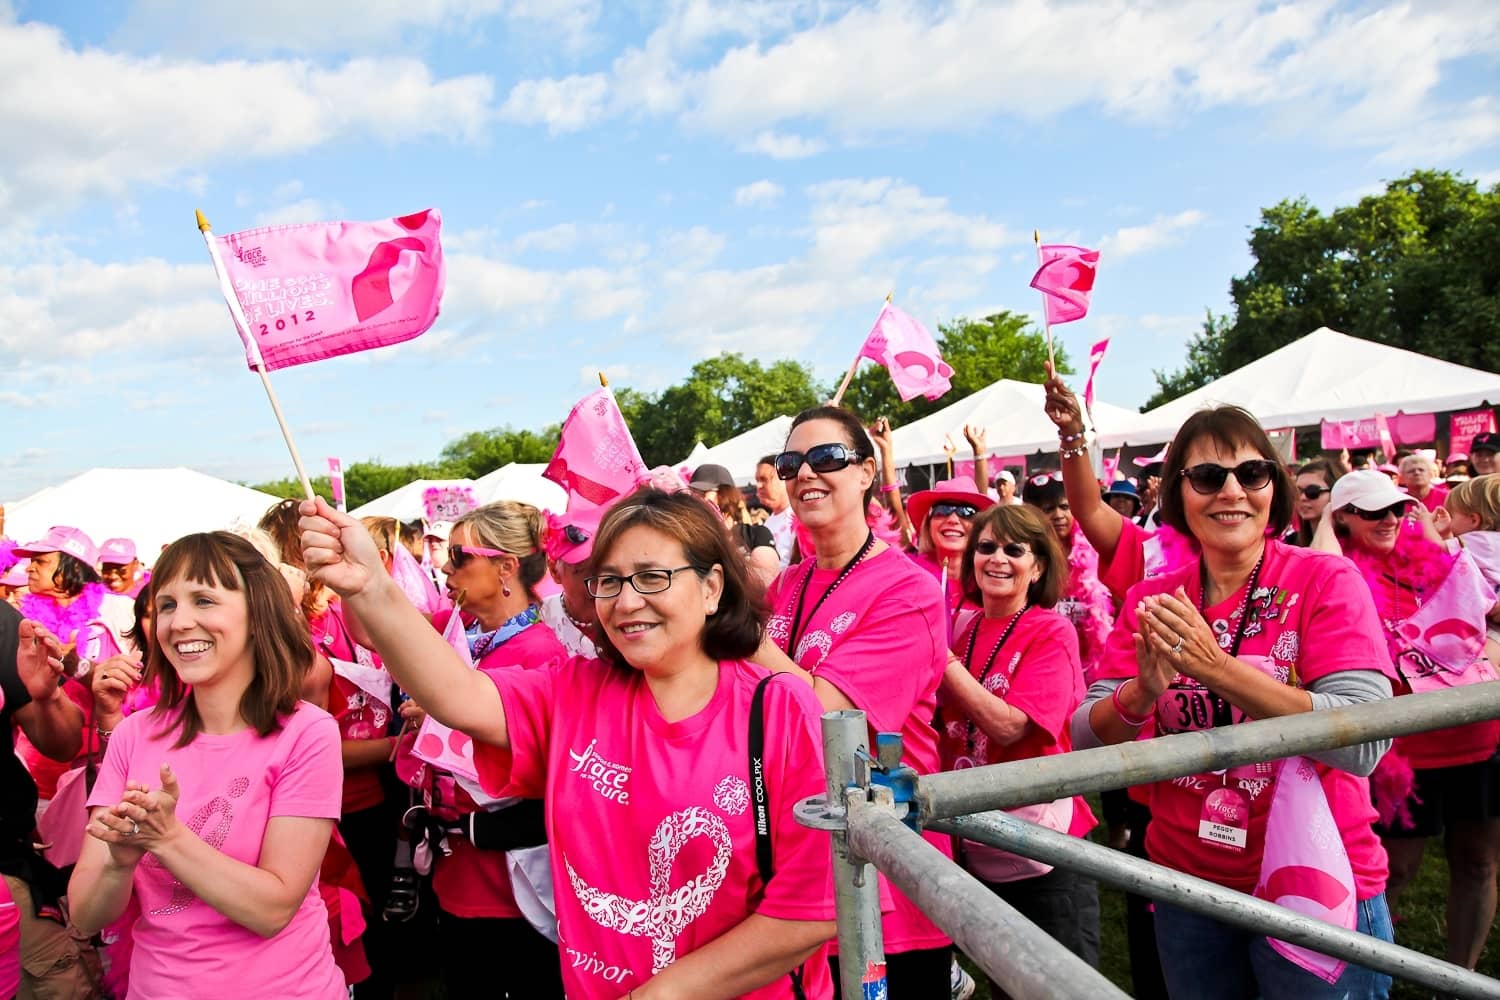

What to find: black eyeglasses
left=773, top=443, right=867, bottom=480
left=930, top=502, right=978, bottom=519
left=1180, top=460, right=1277, bottom=495
left=1344, top=502, right=1410, bottom=522
left=447, top=543, right=507, bottom=569
left=586, top=566, right=697, bottom=599
left=1298, top=485, right=1331, bottom=500
left=975, top=540, right=1030, bottom=558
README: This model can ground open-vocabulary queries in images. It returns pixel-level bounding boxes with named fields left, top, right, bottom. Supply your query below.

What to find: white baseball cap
left=1330, top=470, right=1417, bottom=513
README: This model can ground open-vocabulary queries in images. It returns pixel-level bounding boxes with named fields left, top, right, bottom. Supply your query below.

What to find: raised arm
left=1043, top=361, right=1124, bottom=561
left=870, top=417, right=912, bottom=544
left=298, top=497, right=509, bottom=746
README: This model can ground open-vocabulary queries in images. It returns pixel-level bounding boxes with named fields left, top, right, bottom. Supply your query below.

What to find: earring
left=502, top=581, right=512, bottom=597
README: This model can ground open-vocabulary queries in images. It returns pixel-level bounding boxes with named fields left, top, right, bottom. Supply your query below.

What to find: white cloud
left=806, top=178, right=1012, bottom=266
left=254, top=198, right=343, bottom=227
left=499, top=73, right=610, bottom=134
left=733, top=180, right=784, bottom=208
left=1099, top=210, right=1206, bottom=259
left=742, top=130, right=826, bottom=160
left=0, top=18, right=495, bottom=218
left=511, top=223, right=581, bottom=254
left=659, top=226, right=726, bottom=265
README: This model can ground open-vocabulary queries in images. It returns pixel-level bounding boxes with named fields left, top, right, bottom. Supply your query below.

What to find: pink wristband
left=880, top=483, right=899, bottom=494
left=1111, top=680, right=1153, bottom=727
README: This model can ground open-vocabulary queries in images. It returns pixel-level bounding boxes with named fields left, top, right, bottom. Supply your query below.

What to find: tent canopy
left=678, top=415, right=793, bottom=486
left=6, top=468, right=284, bottom=564
left=348, top=478, right=475, bottom=522
left=1128, top=328, right=1500, bottom=444
left=893, top=380, right=1151, bottom=467
left=472, top=463, right=568, bottom=512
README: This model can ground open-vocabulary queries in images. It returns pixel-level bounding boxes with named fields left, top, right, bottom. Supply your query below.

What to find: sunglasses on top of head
left=448, top=543, right=508, bottom=569
left=1298, top=484, right=1331, bottom=500
left=773, top=442, right=867, bottom=480
left=1179, top=459, right=1277, bottom=495
left=974, top=539, right=1030, bottom=558
left=1343, top=502, right=1411, bottom=522
left=930, top=502, right=978, bottom=520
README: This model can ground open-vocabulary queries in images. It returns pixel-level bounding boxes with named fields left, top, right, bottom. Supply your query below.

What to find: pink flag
left=410, top=611, right=481, bottom=783
left=1373, top=412, right=1397, bottom=463
left=857, top=303, right=954, bottom=402
left=543, top=388, right=648, bottom=509
left=211, top=209, right=444, bottom=371
left=390, top=543, right=450, bottom=618
left=1254, top=757, right=1357, bottom=983
left=1083, top=337, right=1110, bottom=413
left=327, top=457, right=346, bottom=512
left=1030, top=245, right=1100, bottom=325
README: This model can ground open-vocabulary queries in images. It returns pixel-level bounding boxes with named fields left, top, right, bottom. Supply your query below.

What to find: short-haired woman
left=70, top=532, right=345, bottom=999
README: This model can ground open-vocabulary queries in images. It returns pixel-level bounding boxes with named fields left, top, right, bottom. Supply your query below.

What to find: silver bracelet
left=1059, top=444, right=1088, bottom=460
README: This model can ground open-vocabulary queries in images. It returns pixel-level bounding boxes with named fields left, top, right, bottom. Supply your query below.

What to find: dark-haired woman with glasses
left=1286, top=459, right=1338, bottom=547
left=939, top=504, right=1101, bottom=992
left=299, top=489, right=836, bottom=999
left=758, top=405, right=959, bottom=998
left=1316, top=470, right=1500, bottom=974
left=1070, top=405, right=1397, bottom=1000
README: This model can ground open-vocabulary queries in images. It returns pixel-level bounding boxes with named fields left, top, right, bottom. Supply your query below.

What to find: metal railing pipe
left=920, top=682, right=1500, bottom=821
left=847, top=803, right=1130, bottom=1000
left=932, top=810, right=1500, bottom=1000
left=820, top=710, right=886, bottom=1000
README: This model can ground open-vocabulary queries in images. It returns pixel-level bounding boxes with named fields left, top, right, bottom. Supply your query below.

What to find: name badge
left=1198, top=785, right=1250, bottom=851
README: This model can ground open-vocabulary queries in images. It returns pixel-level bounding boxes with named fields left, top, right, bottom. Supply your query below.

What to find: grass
left=958, top=799, right=1499, bottom=999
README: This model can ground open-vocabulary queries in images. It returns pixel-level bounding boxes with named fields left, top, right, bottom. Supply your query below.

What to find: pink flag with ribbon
left=390, top=543, right=450, bottom=617
left=1030, top=245, right=1100, bottom=325
left=1254, top=757, right=1357, bottom=983
left=1396, top=548, right=1498, bottom=692
left=1083, top=337, right=1110, bottom=413
left=857, top=302, right=954, bottom=402
left=212, top=209, right=445, bottom=371
left=543, top=388, right=648, bottom=509
left=410, top=611, right=481, bottom=783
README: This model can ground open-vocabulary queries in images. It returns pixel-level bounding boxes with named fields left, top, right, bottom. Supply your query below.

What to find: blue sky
left=4, top=0, right=1498, bottom=499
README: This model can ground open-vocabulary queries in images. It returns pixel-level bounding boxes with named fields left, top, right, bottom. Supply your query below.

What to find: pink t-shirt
left=427, top=617, right=566, bottom=920
left=1096, top=541, right=1391, bottom=900
left=473, top=657, right=835, bottom=1000
left=766, top=546, right=952, bottom=954
left=310, top=602, right=392, bottom=813
left=86, top=702, right=344, bottom=1000
left=1406, top=483, right=1449, bottom=513
left=908, top=549, right=975, bottom=640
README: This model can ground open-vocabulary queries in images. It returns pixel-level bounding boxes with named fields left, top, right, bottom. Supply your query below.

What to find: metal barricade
left=796, top=681, right=1500, bottom=1000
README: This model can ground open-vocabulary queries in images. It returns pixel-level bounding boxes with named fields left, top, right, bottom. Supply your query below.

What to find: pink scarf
left=20, top=583, right=107, bottom=647
left=1063, top=526, right=1115, bottom=682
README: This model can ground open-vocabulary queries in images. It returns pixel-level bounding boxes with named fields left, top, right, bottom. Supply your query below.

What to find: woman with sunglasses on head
left=1314, top=470, right=1500, bottom=975
left=385, top=500, right=567, bottom=998
left=905, top=476, right=995, bottom=636
left=69, top=532, right=347, bottom=1000
left=1071, top=406, right=1397, bottom=1000
left=1285, top=459, right=1338, bottom=547
left=299, top=489, right=836, bottom=999
left=939, top=504, right=1101, bottom=992
left=757, top=404, right=961, bottom=998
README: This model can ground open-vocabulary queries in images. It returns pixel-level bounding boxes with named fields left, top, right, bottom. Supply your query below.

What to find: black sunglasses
left=1180, top=460, right=1277, bottom=495
left=975, top=540, right=1030, bottom=558
left=1298, top=485, right=1331, bottom=500
left=773, top=442, right=866, bottom=480
left=930, top=502, right=979, bottom=519
left=447, top=543, right=507, bottom=569
left=563, top=525, right=591, bottom=545
left=1344, top=502, right=1410, bottom=522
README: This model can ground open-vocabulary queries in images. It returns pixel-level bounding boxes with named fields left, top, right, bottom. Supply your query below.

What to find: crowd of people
left=0, top=370, right=1498, bottom=999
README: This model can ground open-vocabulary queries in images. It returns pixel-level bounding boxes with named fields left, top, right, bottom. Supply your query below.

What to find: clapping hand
left=16, top=621, right=66, bottom=704
left=1136, top=588, right=1226, bottom=682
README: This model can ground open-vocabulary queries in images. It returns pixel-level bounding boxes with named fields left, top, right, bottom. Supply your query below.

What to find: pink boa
left=20, top=583, right=106, bottom=647
left=0, top=538, right=16, bottom=574
left=1340, top=520, right=1456, bottom=663
left=1370, top=749, right=1420, bottom=830
left=1150, top=522, right=1201, bottom=576
left=1063, top=527, right=1116, bottom=682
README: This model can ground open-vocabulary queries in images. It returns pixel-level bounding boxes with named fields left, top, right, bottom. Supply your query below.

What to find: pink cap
left=0, top=561, right=26, bottom=588
left=14, top=526, right=99, bottom=567
left=542, top=506, right=606, bottom=565
left=98, top=537, right=138, bottom=565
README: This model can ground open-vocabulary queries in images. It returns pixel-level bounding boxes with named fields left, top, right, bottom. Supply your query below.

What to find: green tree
left=1150, top=169, right=1500, bottom=407
left=439, top=425, right=560, bottom=479
left=841, top=310, right=1071, bottom=424
left=250, top=475, right=334, bottom=504
left=616, top=354, right=827, bottom=466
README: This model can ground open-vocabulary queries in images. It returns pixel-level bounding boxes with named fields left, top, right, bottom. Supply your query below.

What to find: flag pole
left=196, top=210, right=314, bottom=500
left=1033, top=230, right=1056, bottom=371
left=831, top=292, right=895, bottom=407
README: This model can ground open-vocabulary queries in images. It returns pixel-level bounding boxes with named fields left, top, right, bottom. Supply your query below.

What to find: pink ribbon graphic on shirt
left=564, top=806, right=732, bottom=972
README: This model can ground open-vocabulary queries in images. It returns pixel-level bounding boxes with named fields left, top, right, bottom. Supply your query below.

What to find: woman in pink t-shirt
left=69, top=531, right=345, bottom=1000
left=905, top=476, right=994, bottom=639
left=1319, top=468, right=1500, bottom=973
left=940, top=504, right=1100, bottom=990
left=1070, top=406, right=1396, bottom=1000
left=755, top=404, right=958, bottom=998
left=299, top=489, right=836, bottom=1000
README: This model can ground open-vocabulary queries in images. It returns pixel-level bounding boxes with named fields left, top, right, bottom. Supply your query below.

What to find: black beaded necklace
left=960, top=604, right=1030, bottom=757
left=1192, top=546, right=1266, bottom=727
left=782, top=530, right=876, bottom=655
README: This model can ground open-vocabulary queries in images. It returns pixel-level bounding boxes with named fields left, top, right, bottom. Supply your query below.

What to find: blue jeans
left=1154, top=893, right=1394, bottom=1000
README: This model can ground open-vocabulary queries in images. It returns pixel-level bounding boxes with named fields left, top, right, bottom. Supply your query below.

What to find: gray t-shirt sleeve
left=1068, top=671, right=1390, bottom=776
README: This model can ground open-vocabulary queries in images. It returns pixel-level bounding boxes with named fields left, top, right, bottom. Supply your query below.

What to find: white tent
left=6, top=468, right=285, bottom=563
left=893, top=380, right=1152, bottom=467
left=1130, top=328, right=1500, bottom=444
left=348, top=478, right=475, bottom=522
left=678, top=415, right=794, bottom=486
left=473, top=463, right=567, bottom=511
